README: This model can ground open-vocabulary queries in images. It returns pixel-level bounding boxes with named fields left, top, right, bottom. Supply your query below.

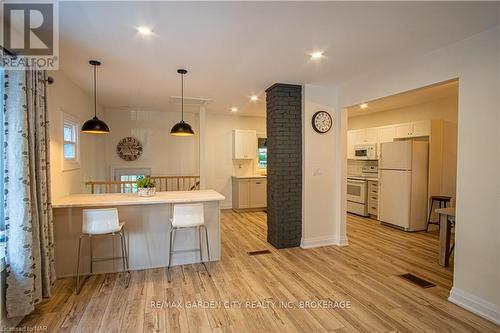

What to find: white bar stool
left=75, top=208, right=130, bottom=294
left=167, top=203, right=211, bottom=282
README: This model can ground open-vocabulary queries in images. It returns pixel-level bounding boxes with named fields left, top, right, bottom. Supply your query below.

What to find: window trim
left=62, top=112, right=81, bottom=171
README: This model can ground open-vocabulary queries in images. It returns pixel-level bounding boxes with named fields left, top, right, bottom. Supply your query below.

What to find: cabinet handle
left=255, top=182, right=261, bottom=184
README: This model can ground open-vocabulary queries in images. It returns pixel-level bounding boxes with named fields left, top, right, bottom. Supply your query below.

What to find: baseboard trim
left=448, top=287, right=500, bottom=325
left=300, top=235, right=348, bottom=249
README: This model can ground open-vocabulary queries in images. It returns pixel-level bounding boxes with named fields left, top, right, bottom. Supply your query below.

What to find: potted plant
left=136, top=176, right=156, bottom=197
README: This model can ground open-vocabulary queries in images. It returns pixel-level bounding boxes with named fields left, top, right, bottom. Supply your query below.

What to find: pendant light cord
left=93, top=63, right=97, bottom=118
left=181, top=72, right=184, bottom=121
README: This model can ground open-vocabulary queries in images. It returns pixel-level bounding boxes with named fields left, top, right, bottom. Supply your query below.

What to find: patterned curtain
left=3, top=69, right=56, bottom=318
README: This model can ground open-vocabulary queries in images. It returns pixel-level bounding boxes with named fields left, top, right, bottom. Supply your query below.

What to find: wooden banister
left=85, top=176, right=200, bottom=194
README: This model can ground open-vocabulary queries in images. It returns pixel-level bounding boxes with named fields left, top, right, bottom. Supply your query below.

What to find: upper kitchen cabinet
left=411, top=120, right=431, bottom=137
left=351, top=128, right=379, bottom=145
left=233, top=129, right=257, bottom=159
left=395, top=120, right=431, bottom=138
left=347, top=120, right=433, bottom=159
left=378, top=126, right=396, bottom=143
left=347, top=131, right=356, bottom=159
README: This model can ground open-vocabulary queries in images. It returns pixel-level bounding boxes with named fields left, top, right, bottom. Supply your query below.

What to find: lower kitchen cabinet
left=367, top=180, right=379, bottom=218
left=232, top=177, right=267, bottom=210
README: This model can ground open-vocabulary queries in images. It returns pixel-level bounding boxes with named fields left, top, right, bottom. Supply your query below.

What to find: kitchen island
left=52, top=190, right=225, bottom=277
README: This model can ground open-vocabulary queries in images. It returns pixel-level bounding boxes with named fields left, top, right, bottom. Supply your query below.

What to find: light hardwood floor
left=18, top=211, right=499, bottom=332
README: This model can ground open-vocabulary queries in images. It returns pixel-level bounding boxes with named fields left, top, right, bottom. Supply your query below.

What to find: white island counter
left=53, top=190, right=225, bottom=277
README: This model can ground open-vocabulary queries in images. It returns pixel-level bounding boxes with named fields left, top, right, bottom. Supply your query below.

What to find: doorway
left=343, top=79, right=459, bottom=272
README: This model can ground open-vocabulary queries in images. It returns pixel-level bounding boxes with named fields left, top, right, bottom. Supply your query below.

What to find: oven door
left=347, top=179, right=367, bottom=204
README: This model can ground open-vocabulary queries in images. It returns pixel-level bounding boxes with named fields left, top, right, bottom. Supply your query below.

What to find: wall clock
left=312, top=111, right=333, bottom=133
left=116, top=137, right=143, bottom=161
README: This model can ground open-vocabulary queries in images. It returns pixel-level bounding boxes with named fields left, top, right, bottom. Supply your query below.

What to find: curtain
left=3, top=69, right=56, bottom=318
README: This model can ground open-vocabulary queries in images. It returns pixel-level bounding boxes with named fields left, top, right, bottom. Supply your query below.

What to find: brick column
left=265, top=83, right=302, bottom=248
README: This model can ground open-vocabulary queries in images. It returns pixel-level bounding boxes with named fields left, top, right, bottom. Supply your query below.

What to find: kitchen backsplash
left=233, top=159, right=257, bottom=177
left=348, top=159, right=378, bottom=176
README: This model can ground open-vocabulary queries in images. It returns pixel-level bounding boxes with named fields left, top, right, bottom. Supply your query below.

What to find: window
left=120, top=175, right=143, bottom=193
left=62, top=113, right=80, bottom=171
left=114, top=168, right=151, bottom=193
left=257, top=138, right=267, bottom=169
left=63, top=123, right=77, bottom=159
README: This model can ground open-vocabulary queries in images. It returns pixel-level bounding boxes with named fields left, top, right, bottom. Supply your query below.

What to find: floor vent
left=399, top=273, right=436, bottom=288
left=247, top=250, right=271, bottom=256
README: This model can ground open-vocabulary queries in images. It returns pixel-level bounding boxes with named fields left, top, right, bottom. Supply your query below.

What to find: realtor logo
left=1, top=1, right=59, bottom=69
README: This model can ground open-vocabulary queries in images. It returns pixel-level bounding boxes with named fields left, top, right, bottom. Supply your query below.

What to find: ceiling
left=56, top=2, right=499, bottom=116
left=346, top=79, right=459, bottom=117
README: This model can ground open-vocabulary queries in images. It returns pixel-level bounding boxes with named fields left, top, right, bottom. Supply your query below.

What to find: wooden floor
left=19, top=212, right=499, bottom=332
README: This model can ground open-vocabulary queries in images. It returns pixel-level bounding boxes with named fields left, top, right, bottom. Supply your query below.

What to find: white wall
left=48, top=71, right=106, bottom=199
left=205, top=113, right=266, bottom=208
left=337, top=27, right=500, bottom=323
left=103, top=109, right=199, bottom=179
left=347, top=96, right=458, bottom=129
left=301, top=85, right=345, bottom=248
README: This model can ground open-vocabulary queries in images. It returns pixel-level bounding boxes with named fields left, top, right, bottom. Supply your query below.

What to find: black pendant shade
left=171, top=69, right=194, bottom=136
left=82, top=60, right=110, bottom=134
left=170, top=120, right=194, bottom=136
left=81, top=116, right=110, bottom=133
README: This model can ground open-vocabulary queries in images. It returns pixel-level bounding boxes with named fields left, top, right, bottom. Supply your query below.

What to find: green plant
left=136, top=176, right=155, bottom=188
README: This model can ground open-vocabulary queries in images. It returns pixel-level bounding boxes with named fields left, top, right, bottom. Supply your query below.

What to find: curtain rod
left=0, top=45, right=54, bottom=84
left=0, top=45, right=16, bottom=57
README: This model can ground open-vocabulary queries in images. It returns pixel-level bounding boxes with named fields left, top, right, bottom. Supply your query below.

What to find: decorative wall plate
left=312, top=111, right=333, bottom=133
left=116, top=136, right=143, bottom=161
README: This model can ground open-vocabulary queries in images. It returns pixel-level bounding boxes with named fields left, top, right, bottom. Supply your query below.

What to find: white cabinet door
left=395, top=123, right=412, bottom=138
left=233, top=130, right=257, bottom=159
left=364, top=128, right=378, bottom=143
left=347, top=131, right=356, bottom=159
left=237, top=180, right=250, bottom=208
left=411, top=120, right=431, bottom=137
left=244, top=132, right=257, bottom=159
left=351, top=129, right=365, bottom=145
left=250, top=179, right=267, bottom=208
left=378, top=126, right=396, bottom=143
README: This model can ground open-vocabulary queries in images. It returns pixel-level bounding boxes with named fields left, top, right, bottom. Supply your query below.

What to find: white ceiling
left=346, top=79, right=459, bottom=117
left=57, top=1, right=499, bottom=116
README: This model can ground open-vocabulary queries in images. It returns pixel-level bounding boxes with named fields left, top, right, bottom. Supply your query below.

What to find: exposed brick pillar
left=265, top=83, right=302, bottom=249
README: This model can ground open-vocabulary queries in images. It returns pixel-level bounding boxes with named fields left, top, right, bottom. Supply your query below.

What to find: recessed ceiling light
left=231, top=107, right=238, bottom=112
left=137, top=26, right=153, bottom=35
left=360, top=103, right=368, bottom=109
left=250, top=95, right=258, bottom=101
left=310, top=51, right=324, bottom=59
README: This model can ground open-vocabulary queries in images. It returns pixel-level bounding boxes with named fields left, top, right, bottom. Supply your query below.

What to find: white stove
left=347, top=166, right=378, bottom=216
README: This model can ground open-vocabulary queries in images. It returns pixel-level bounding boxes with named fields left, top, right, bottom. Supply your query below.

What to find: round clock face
left=312, top=111, right=333, bottom=133
left=116, top=137, right=143, bottom=161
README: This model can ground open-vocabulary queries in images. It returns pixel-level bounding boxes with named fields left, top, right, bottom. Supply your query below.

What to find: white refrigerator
left=379, top=140, right=429, bottom=231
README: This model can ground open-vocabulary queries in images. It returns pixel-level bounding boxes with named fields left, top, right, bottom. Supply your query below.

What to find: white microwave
left=353, top=144, right=377, bottom=160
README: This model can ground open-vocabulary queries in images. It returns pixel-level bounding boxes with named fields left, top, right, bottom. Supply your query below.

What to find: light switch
left=312, top=167, right=323, bottom=176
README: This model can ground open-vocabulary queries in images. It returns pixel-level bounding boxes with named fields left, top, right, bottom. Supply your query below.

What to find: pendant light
left=81, top=60, right=110, bottom=134
left=170, top=69, right=194, bottom=136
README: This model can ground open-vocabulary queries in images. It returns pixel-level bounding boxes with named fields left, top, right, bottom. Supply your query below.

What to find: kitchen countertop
left=347, top=175, right=379, bottom=181
left=232, top=175, right=267, bottom=179
left=52, top=190, right=225, bottom=208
